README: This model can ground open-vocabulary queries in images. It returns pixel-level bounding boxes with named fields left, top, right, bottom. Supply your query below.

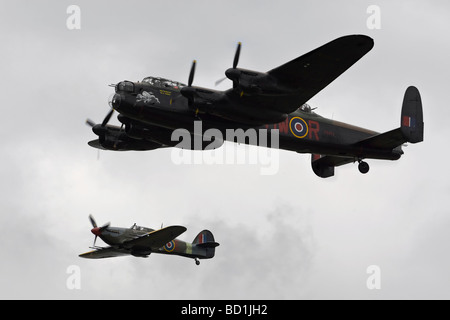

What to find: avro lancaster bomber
left=86, top=35, right=423, bottom=177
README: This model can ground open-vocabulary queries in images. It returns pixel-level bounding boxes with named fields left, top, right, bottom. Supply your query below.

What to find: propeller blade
left=100, top=222, right=110, bottom=231
left=215, top=77, right=227, bottom=87
left=188, top=60, right=196, bottom=86
left=101, top=108, right=114, bottom=127
left=86, top=119, right=96, bottom=127
left=89, top=214, right=97, bottom=228
left=89, top=216, right=109, bottom=247
left=233, top=42, right=241, bottom=69
left=215, top=42, right=242, bottom=87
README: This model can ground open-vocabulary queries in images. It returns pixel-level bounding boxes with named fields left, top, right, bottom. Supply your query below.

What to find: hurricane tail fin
left=192, top=230, right=219, bottom=258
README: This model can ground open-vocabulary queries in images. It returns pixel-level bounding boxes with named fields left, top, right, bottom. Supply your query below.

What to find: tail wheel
left=195, top=258, right=200, bottom=266
left=358, top=161, right=370, bottom=174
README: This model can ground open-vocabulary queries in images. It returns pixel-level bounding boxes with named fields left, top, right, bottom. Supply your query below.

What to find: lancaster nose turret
left=110, top=93, right=121, bottom=110
left=115, top=81, right=135, bottom=93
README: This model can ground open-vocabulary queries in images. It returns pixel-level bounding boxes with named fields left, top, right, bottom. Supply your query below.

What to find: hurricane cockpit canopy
left=141, top=76, right=186, bottom=90
left=131, top=223, right=148, bottom=231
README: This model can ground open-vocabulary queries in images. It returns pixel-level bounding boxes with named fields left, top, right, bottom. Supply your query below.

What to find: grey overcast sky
left=0, top=0, right=449, bottom=299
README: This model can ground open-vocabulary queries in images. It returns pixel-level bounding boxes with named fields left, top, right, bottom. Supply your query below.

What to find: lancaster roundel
left=289, top=117, right=308, bottom=138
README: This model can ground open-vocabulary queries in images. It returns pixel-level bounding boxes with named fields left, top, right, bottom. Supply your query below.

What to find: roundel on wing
left=289, top=117, right=308, bottom=138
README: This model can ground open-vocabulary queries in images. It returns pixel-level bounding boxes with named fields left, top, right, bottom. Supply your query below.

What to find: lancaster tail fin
left=401, top=86, right=424, bottom=143
left=357, top=86, right=424, bottom=150
left=310, top=86, right=424, bottom=178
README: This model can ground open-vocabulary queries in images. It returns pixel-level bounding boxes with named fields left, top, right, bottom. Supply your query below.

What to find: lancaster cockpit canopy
left=141, top=76, right=186, bottom=90
left=298, top=103, right=319, bottom=115
left=299, top=103, right=313, bottom=113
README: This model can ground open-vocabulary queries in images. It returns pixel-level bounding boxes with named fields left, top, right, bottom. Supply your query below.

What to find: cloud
left=1, top=0, right=449, bottom=300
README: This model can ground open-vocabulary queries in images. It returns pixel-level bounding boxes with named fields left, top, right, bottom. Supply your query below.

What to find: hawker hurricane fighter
left=86, top=35, right=424, bottom=178
left=79, top=215, right=219, bottom=265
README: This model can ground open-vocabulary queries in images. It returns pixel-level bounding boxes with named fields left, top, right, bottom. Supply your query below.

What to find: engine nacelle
left=180, top=86, right=222, bottom=114
left=190, top=96, right=215, bottom=114
left=225, top=68, right=279, bottom=94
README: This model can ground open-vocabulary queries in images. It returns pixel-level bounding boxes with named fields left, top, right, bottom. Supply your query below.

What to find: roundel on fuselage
left=289, top=117, right=308, bottom=138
